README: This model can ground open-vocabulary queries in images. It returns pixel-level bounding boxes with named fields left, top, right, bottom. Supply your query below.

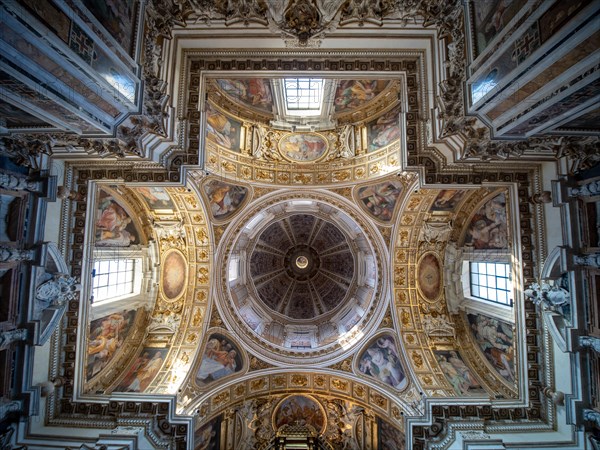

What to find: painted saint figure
left=196, top=336, right=241, bottom=384
left=358, top=335, right=407, bottom=390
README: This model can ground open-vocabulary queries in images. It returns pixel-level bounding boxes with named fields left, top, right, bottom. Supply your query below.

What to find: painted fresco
left=205, top=102, right=243, bottom=151
left=161, top=250, right=187, bottom=300
left=538, top=0, right=587, bottom=43
left=471, top=1, right=587, bottom=103
left=472, top=0, right=523, bottom=55
left=505, top=78, right=600, bottom=136
left=367, top=105, right=402, bottom=152
left=358, top=335, right=407, bottom=390
left=217, top=79, right=273, bottom=111
left=134, top=186, right=175, bottom=210
left=81, top=0, right=137, bottom=53
left=279, top=133, right=328, bottom=162
left=196, top=334, right=243, bottom=385
left=357, top=181, right=403, bottom=222
left=203, top=180, right=248, bottom=220
left=378, top=418, right=406, bottom=450
left=435, top=350, right=485, bottom=396
left=95, top=190, right=140, bottom=247
left=467, top=313, right=515, bottom=383
left=417, top=253, right=442, bottom=301
left=333, top=80, right=388, bottom=112
left=431, top=189, right=466, bottom=211
left=21, top=0, right=71, bottom=43
left=464, top=193, right=508, bottom=249
left=115, top=347, right=167, bottom=392
left=194, top=415, right=222, bottom=450
left=0, top=100, right=50, bottom=129
left=87, top=310, right=136, bottom=381
left=274, top=395, right=325, bottom=432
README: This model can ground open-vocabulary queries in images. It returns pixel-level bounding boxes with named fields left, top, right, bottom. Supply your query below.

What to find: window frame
left=469, top=261, right=513, bottom=307
left=90, top=255, right=143, bottom=305
left=284, top=78, right=324, bottom=116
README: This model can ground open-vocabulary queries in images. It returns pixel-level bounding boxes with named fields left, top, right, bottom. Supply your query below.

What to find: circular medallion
left=278, top=132, right=329, bottom=163
left=295, top=256, right=308, bottom=269
left=283, top=244, right=321, bottom=281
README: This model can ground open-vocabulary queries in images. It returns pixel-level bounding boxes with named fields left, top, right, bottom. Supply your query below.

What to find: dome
left=249, top=213, right=355, bottom=320
left=217, top=194, right=388, bottom=365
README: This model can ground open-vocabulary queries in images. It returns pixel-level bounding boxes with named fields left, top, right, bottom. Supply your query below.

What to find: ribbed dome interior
left=249, top=214, right=355, bottom=320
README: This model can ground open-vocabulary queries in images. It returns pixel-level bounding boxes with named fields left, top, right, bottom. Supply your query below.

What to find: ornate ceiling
left=0, top=0, right=597, bottom=449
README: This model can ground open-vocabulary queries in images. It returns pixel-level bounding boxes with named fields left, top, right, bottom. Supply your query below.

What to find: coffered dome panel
left=249, top=213, right=355, bottom=320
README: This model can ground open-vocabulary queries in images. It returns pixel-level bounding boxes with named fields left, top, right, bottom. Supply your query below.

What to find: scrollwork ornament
left=583, top=409, right=600, bottom=428
left=323, top=398, right=362, bottom=448
left=579, top=336, right=600, bottom=354
left=0, top=329, right=28, bottom=350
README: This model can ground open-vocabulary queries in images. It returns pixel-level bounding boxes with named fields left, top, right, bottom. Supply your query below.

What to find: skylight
left=284, top=78, right=323, bottom=116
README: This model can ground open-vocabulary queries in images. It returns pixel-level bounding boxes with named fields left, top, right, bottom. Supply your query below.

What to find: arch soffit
left=78, top=183, right=213, bottom=396
left=391, top=185, right=522, bottom=398
left=187, top=369, right=421, bottom=432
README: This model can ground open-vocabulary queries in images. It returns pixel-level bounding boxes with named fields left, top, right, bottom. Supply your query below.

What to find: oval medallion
left=417, top=253, right=442, bottom=301
left=161, top=250, right=187, bottom=300
left=278, top=132, right=328, bottom=163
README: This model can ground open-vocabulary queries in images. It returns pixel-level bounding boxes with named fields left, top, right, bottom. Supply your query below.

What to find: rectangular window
left=92, top=259, right=135, bottom=302
left=469, top=262, right=513, bottom=306
left=284, top=78, right=323, bottom=113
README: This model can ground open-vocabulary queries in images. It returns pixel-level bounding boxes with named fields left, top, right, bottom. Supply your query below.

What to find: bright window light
left=245, top=213, right=264, bottom=230
left=284, top=78, right=323, bottom=114
left=228, top=256, right=240, bottom=281
left=471, top=72, right=498, bottom=104
left=92, top=259, right=136, bottom=302
left=470, top=262, right=513, bottom=306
